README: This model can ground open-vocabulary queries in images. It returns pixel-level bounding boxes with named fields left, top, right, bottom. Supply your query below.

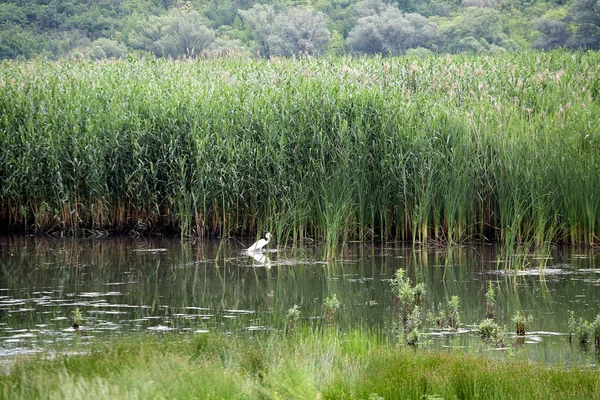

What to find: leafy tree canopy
left=346, top=0, right=437, bottom=55
left=0, top=0, right=588, bottom=59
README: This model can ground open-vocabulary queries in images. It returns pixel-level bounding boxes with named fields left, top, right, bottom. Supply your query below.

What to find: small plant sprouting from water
left=323, top=294, right=341, bottom=325
left=431, top=302, right=446, bottom=328
left=485, top=282, right=496, bottom=319
left=478, top=319, right=499, bottom=341
left=512, top=311, right=532, bottom=336
left=286, top=304, right=301, bottom=337
left=390, top=269, right=428, bottom=346
left=447, top=296, right=460, bottom=330
left=391, top=269, right=425, bottom=326
left=574, top=318, right=592, bottom=347
left=71, top=308, right=83, bottom=331
left=405, top=330, right=420, bottom=348
left=477, top=319, right=508, bottom=347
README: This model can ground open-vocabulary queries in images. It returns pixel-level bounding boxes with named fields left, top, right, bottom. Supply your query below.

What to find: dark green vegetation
left=1, top=330, right=599, bottom=399
left=1, top=0, right=599, bottom=60
left=1, top=51, right=599, bottom=246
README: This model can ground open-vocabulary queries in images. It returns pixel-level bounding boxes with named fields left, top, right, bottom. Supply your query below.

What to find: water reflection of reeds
left=0, top=237, right=599, bottom=364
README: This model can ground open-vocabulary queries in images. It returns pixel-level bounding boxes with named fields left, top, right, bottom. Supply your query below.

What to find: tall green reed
left=0, top=51, right=598, bottom=252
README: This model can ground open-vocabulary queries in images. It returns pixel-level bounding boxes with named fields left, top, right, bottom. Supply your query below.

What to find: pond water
left=0, top=236, right=599, bottom=367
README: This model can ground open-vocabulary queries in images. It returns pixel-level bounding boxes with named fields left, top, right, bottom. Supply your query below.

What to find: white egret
left=247, top=232, right=270, bottom=252
left=245, top=250, right=271, bottom=268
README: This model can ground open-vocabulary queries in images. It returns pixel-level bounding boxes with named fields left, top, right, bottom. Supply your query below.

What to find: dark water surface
left=1, top=236, right=599, bottom=366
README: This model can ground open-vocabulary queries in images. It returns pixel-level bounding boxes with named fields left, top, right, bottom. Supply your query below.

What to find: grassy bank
left=1, top=330, right=599, bottom=399
left=1, top=51, right=599, bottom=246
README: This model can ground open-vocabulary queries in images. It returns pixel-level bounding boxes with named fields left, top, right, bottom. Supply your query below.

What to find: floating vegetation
left=1, top=51, right=599, bottom=248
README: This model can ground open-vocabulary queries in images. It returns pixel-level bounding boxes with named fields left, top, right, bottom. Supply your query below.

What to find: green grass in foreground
left=1, top=329, right=598, bottom=399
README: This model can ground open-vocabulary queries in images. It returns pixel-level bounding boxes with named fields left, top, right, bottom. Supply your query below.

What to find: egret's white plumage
left=247, top=232, right=270, bottom=252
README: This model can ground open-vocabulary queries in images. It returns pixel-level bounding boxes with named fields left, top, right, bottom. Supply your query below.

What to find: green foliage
left=438, top=7, right=519, bottom=53
left=2, top=331, right=599, bottom=400
left=0, top=27, right=42, bottom=60
left=323, top=294, right=341, bottom=325
left=533, top=0, right=600, bottom=50
left=286, top=304, right=301, bottom=335
left=204, top=0, right=236, bottom=27
left=574, top=317, right=592, bottom=345
left=390, top=269, right=428, bottom=345
left=1, top=52, right=599, bottom=247
left=592, top=315, right=600, bottom=338
left=447, top=296, right=460, bottom=330
left=533, top=18, right=570, bottom=50
left=565, top=0, right=600, bottom=49
left=85, top=38, right=127, bottom=59
left=327, top=29, right=346, bottom=55
left=0, top=0, right=582, bottom=59
left=154, top=9, right=215, bottom=57
left=346, top=0, right=437, bottom=55
left=391, top=269, right=425, bottom=324
left=485, top=281, right=496, bottom=318
left=238, top=4, right=275, bottom=56
left=477, top=318, right=500, bottom=341
left=71, top=307, right=83, bottom=327
left=269, top=7, right=331, bottom=56
left=324, top=294, right=341, bottom=316
left=512, top=311, right=532, bottom=335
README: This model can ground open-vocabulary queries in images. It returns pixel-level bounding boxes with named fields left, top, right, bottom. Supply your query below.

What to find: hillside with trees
left=0, top=0, right=598, bottom=60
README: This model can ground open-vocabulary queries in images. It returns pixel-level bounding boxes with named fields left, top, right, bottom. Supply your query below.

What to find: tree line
left=0, top=0, right=598, bottom=60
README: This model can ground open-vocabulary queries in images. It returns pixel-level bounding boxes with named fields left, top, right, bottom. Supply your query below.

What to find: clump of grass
left=2, top=330, right=599, bottom=400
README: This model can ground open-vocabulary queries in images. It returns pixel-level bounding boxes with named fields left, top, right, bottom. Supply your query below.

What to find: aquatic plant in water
left=512, top=311, right=532, bottom=336
left=592, top=315, right=600, bottom=350
left=71, top=308, right=83, bottom=331
left=485, top=281, right=496, bottom=319
left=286, top=304, right=301, bottom=337
left=391, top=269, right=426, bottom=327
left=477, top=319, right=507, bottom=346
left=574, top=318, right=592, bottom=346
left=447, top=296, right=460, bottom=330
left=323, top=294, right=341, bottom=325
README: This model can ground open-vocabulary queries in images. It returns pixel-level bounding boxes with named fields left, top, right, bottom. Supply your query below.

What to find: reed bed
left=0, top=51, right=599, bottom=246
